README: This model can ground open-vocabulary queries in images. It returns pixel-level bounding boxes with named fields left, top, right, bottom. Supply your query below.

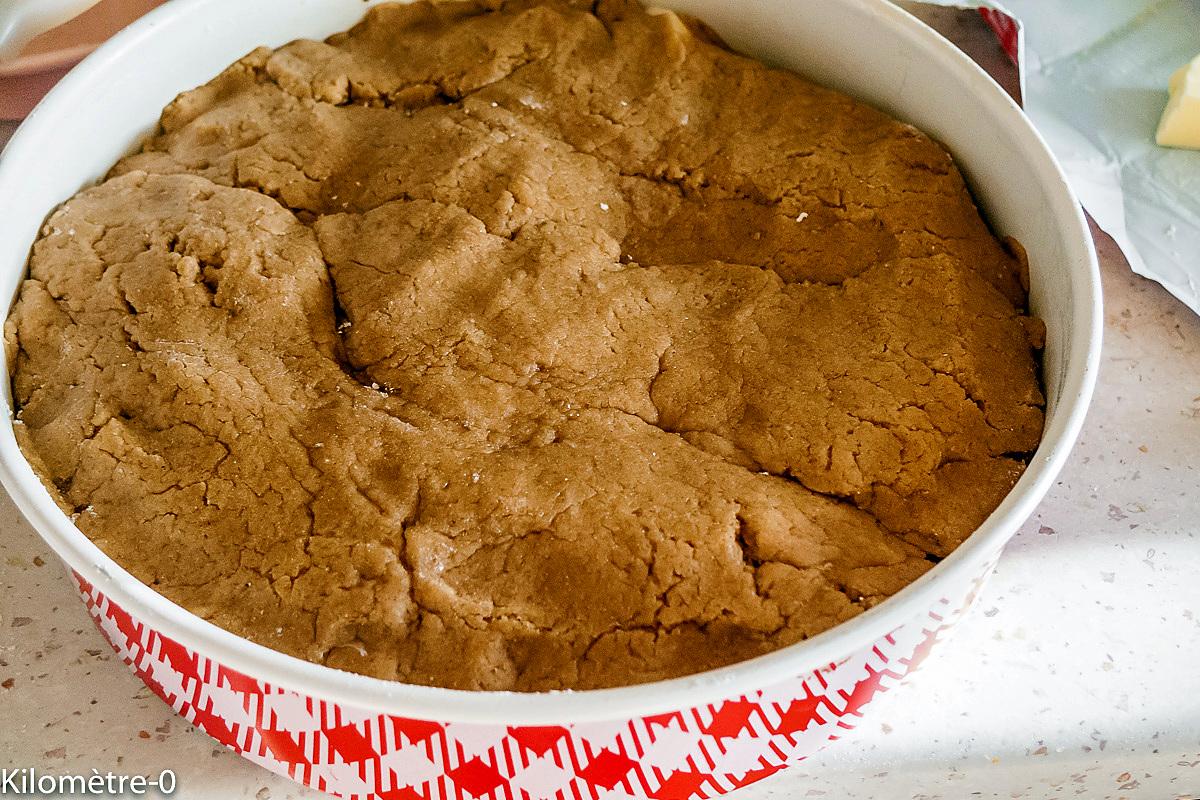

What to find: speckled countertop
left=1, top=144, right=1199, bottom=799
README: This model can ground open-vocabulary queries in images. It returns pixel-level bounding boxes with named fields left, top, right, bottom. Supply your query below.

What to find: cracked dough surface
left=5, top=0, right=1045, bottom=691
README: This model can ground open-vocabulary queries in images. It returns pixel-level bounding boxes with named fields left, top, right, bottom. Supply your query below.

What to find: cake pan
left=0, top=0, right=1102, bottom=797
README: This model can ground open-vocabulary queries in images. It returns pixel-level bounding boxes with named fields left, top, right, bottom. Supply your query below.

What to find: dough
left=6, top=0, right=1044, bottom=690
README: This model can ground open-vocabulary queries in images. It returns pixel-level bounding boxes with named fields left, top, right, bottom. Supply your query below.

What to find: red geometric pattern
left=771, top=690, right=827, bottom=736
left=508, top=725, right=568, bottom=758
left=700, top=700, right=757, bottom=740
left=447, top=757, right=505, bottom=797
left=72, top=553, right=998, bottom=800
left=577, top=748, right=638, bottom=790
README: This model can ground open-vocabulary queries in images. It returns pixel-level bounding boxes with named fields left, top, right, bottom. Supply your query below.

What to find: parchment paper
left=920, top=0, right=1200, bottom=316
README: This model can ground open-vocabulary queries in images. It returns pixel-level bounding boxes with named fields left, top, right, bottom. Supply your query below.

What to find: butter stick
left=1157, top=55, right=1200, bottom=150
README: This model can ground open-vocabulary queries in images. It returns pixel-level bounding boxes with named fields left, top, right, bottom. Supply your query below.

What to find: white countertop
left=1, top=171, right=1199, bottom=800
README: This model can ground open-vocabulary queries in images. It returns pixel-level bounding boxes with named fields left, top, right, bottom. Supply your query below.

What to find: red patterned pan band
left=73, top=560, right=994, bottom=800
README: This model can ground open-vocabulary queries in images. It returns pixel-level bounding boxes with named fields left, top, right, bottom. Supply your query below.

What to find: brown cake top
left=6, top=0, right=1044, bottom=691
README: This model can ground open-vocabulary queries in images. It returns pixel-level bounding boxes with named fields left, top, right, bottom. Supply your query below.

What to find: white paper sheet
left=995, top=0, right=1200, bottom=315
left=913, top=0, right=1200, bottom=316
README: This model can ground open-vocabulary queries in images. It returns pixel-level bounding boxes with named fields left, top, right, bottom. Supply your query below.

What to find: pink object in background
left=0, top=0, right=163, bottom=120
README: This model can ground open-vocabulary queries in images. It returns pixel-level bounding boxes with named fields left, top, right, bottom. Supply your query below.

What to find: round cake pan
left=0, top=0, right=1102, bottom=798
